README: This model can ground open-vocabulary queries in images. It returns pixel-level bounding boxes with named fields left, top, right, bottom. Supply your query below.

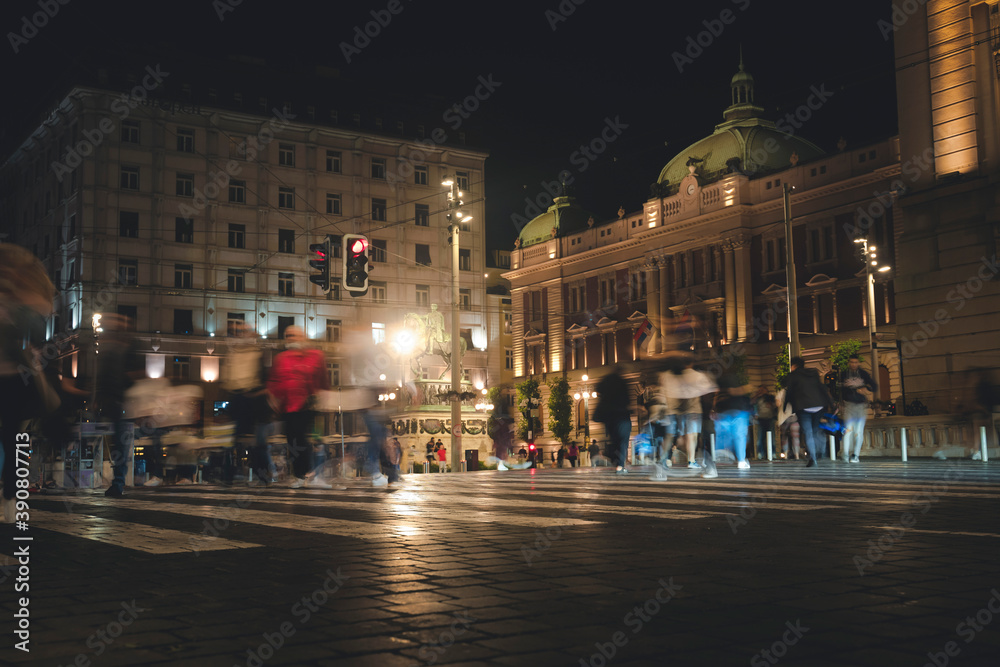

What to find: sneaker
left=664, top=459, right=673, bottom=468
left=701, top=465, right=718, bottom=479
left=307, top=477, right=333, bottom=489
left=289, top=478, right=305, bottom=489
left=805, top=459, right=817, bottom=468
left=649, top=468, right=668, bottom=481
left=737, top=460, right=751, bottom=470
left=175, top=478, right=193, bottom=485
left=497, top=462, right=508, bottom=470
left=104, top=486, right=125, bottom=498
left=850, top=456, right=860, bottom=463
left=371, top=474, right=388, bottom=487
left=687, top=461, right=702, bottom=469
left=143, top=477, right=163, bottom=487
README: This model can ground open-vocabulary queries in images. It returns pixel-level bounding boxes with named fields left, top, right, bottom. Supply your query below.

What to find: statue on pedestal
left=402, top=305, right=467, bottom=381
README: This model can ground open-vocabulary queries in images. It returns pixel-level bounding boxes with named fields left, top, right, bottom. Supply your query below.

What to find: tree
left=515, top=378, right=541, bottom=441
left=830, top=339, right=864, bottom=374
left=547, top=376, right=573, bottom=446
left=486, top=385, right=504, bottom=440
left=774, top=344, right=790, bottom=390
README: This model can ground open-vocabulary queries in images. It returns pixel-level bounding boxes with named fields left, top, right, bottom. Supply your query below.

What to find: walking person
left=594, top=366, right=632, bottom=474
left=659, top=354, right=716, bottom=472
left=557, top=445, right=566, bottom=468
left=94, top=314, right=144, bottom=498
left=222, top=322, right=275, bottom=485
left=840, top=354, right=877, bottom=463
left=713, top=372, right=753, bottom=470
left=567, top=441, right=579, bottom=468
left=783, top=357, right=836, bottom=467
left=588, top=439, right=600, bottom=466
left=775, top=388, right=802, bottom=460
left=267, top=326, right=331, bottom=488
left=384, top=437, right=402, bottom=482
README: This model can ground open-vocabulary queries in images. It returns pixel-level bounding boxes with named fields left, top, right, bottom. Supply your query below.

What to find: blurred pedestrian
left=783, top=357, right=836, bottom=467
left=557, top=445, right=566, bottom=468
left=0, top=245, right=56, bottom=519
left=751, top=386, right=777, bottom=460
left=268, top=326, right=331, bottom=488
left=775, top=388, right=801, bottom=460
left=567, top=441, right=579, bottom=468
left=588, top=439, right=600, bottom=466
left=840, top=355, right=876, bottom=463
left=94, top=314, right=144, bottom=498
left=222, top=322, right=275, bottom=484
left=384, top=437, right=402, bottom=482
left=714, top=372, right=753, bottom=470
left=659, top=354, right=716, bottom=473
left=594, top=366, right=632, bottom=474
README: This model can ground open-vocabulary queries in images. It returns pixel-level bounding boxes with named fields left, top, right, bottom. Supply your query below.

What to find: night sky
left=1, top=0, right=898, bottom=252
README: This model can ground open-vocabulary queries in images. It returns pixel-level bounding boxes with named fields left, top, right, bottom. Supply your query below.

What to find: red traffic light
left=351, top=238, right=367, bottom=255
left=528, top=444, right=536, bottom=451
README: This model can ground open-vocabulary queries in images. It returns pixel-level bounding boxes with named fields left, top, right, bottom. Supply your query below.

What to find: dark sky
left=2, top=0, right=897, bottom=252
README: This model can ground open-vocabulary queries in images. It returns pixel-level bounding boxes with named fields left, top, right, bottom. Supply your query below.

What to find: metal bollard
left=981, top=426, right=990, bottom=462
left=710, top=433, right=716, bottom=459
left=766, top=430, right=773, bottom=462
left=460, top=460, right=467, bottom=472
left=423, top=461, right=430, bottom=474
left=901, top=427, right=908, bottom=462
left=829, top=435, right=835, bottom=461
left=407, top=461, right=414, bottom=474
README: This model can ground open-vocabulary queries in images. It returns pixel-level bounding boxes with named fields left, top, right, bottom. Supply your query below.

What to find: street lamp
left=854, top=237, right=891, bottom=407
left=444, top=176, right=472, bottom=473
left=475, top=389, right=494, bottom=413
left=573, top=373, right=597, bottom=444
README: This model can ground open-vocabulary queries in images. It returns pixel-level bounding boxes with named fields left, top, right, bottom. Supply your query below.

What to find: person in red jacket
left=267, top=326, right=331, bottom=488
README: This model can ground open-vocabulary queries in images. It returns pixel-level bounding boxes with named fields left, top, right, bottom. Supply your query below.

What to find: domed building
left=505, top=60, right=902, bottom=456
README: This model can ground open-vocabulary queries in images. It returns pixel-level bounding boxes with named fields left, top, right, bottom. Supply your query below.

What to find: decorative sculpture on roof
left=686, top=156, right=704, bottom=174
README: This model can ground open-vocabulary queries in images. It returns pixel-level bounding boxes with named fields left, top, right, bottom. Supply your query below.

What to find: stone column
left=646, top=260, right=660, bottom=354
left=732, top=238, right=753, bottom=341
left=723, top=243, right=737, bottom=342
left=658, top=261, right=669, bottom=351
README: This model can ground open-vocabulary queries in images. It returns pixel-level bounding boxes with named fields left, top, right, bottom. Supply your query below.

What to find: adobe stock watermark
left=7, top=0, right=72, bottom=54
left=877, top=0, right=928, bottom=41
left=511, top=116, right=629, bottom=233
left=898, top=254, right=999, bottom=360
left=236, top=568, right=349, bottom=667
left=672, top=0, right=752, bottom=73
left=50, top=65, right=170, bottom=182
left=339, top=0, right=412, bottom=64
left=56, top=600, right=144, bottom=667
left=923, top=588, right=1000, bottom=667
left=843, top=146, right=935, bottom=240
left=409, top=611, right=477, bottom=666
left=854, top=465, right=965, bottom=575
left=750, top=620, right=810, bottom=666
left=545, top=0, right=586, bottom=32
left=213, top=0, right=244, bottom=21
left=726, top=481, right=784, bottom=534
left=578, top=578, right=682, bottom=667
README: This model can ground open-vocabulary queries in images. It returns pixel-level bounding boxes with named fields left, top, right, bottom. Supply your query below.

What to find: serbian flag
left=675, top=310, right=693, bottom=335
left=633, top=319, right=653, bottom=347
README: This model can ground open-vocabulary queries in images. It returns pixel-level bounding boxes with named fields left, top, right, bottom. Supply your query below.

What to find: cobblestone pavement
left=3, top=460, right=999, bottom=666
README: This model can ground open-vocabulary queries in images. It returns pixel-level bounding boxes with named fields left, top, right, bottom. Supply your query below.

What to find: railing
left=861, top=414, right=999, bottom=458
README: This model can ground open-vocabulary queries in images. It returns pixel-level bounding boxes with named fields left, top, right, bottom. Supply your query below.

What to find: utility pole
left=783, top=183, right=801, bottom=359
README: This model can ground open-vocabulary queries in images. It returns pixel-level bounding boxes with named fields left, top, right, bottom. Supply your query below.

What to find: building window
left=328, top=362, right=340, bottom=387
left=599, top=277, right=615, bottom=307
left=330, top=235, right=342, bottom=258
left=120, top=120, right=139, bottom=144
left=505, top=348, right=513, bottom=370
left=530, top=291, right=542, bottom=321
left=117, top=305, right=137, bottom=330
left=459, top=288, right=471, bottom=311
left=119, top=211, right=138, bottom=238
left=371, top=239, right=387, bottom=263
left=414, top=203, right=429, bottom=227
left=228, top=269, right=244, bottom=293
left=629, top=270, right=647, bottom=301
left=416, top=284, right=430, bottom=307
left=229, top=137, right=245, bottom=160
left=330, top=283, right=341, bottom=301
left=371, top=282, right=387, bottom=304
left=228, top=224, right=245, bottom=249
left=278, top=272, right=294, bottom=296
left=414, top=165, right=428, bottom=185
left=459, top=248, right=471, bottom=271
left=372, top=322, right=386, bottom=345
left=120, top=166, right=139, bottom=190
left=277, top=316, right=295, bottom=339
left=326, top=150, right=342, bottom=173
left=278, top=229, right=295, bottom=253
left=118, top=259, right=138, bottom=286
left=176, top=173, right=194, bottom=197
left=325, top=319, right=342, bottom=343
left=568, top=285, right=584, bottom=313
left=227, top=312, right=245, bottom=337
left=504, top=312, right=512, bottom=334
left=278, top=143, right=295, bottom=166
left=326, top=193, right=342, bottom=215
left=176, top=128, right=194, bottom=153
left=456, top=171, right=470, bottom=191
left=807, top=223, right=835, bottom=263
left=415, top=244, right=431, bottom=266
left=278, top=187, right=295, bottom=209
left=678, top=254, right=688, bottom=287
left=171, top=356, right=190, bottom=379
left=174, top=310, right=193, bottom=335
left=371, top=158, right=386, bottom=180
left=229, top=180, right=246, bottom=203
left=371, top=198, right=387, bottom=222
left=175, top=217, right=193, bottom=243
left=174, top=264, right=193, bottom=289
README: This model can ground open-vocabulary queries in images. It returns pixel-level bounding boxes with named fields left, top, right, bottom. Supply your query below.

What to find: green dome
left=656, top=59, right=825, bottom=192
left=518, top=195, right=599, bottom=248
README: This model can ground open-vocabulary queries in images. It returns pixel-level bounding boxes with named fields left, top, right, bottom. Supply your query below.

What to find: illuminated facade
left=0, top=84, right=493, bottom=438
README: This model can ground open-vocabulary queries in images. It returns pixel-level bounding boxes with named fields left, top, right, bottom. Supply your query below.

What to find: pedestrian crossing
left=16, top=460, right=1000, bottom=554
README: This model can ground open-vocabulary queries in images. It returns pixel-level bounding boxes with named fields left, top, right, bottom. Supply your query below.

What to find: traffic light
left=343, top=234, right=369, bottom=296
left=308, top=236, right=332, bottom=293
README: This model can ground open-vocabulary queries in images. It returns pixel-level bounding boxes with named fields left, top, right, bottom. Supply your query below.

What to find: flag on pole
left=633, top=319, right=653, bottom=347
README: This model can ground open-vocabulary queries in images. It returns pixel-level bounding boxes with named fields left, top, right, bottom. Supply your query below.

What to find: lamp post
left=444, top=176, right=472, bottom=473
left=573, top=374, right=597, bottom=443
left=854, top=237, right=891, bottom=408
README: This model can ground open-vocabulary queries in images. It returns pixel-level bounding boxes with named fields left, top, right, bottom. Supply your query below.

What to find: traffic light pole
left=450, top=199, right=463, bottom=474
